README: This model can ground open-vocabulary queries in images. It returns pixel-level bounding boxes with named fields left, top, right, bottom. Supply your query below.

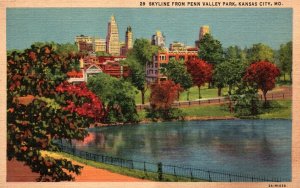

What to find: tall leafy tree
left=125, top=38, right=159, bottom=104
left=198, top=34, right=224, bottom=66
left=161, top=59, right=193, bottom=100
left=214, top=60, right=246, bottom=96
left=186, top=58, right=213, bottom=99
left=246, top=43, right=274, bottom=63
left=87, top=73, right=139, bottom=123
left=7, top=45, right=103, bottom=181
left=278, top=41, right=292, bottom=82
left=243, top=61, right=280, bottom=104
left=214, top=46, right=247, bottom=96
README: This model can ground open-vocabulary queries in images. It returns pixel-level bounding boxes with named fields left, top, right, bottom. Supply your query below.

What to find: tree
left=243, top=61, right=280, bottom=104
left=186, top=58, right=213, bottom=99
left=161, top=59, right=193, bottom=100
left=278, top=41, right=292, bottom=82
left=214, top=46, right=247, bottom=96
left=7, top=45, right=103, bottom=181
left=132, top=38, right=158, bottom=66
left=198, top=34, right=224, bottom=66
left=148, top=80, right=182, bottom=120
left=214, top=60, right=245, bottom=96
left=124, top=38, right=159, bottom=104
left=124, top=58, right=147, bottom=104
left=87, top=73, right=139, bottom=123
left=230, top=82, right=260, bottom=117
left=246, top=43, right=274, bottom=63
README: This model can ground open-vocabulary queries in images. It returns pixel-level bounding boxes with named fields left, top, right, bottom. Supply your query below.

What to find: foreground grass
left=49, top=151, right=205, bottom=182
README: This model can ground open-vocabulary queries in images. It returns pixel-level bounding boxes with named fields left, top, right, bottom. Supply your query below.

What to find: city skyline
left=7, top=8, right=292, bottom=50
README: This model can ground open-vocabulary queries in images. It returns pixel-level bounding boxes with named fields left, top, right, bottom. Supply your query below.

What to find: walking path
left=7, top=154, right=147, bottom=182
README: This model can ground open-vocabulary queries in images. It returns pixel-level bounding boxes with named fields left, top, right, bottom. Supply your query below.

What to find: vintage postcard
left=0, top=0, right=299, bottom=188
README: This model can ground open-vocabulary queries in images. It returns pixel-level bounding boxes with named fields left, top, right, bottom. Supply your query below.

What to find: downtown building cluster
left=70, top=15, right=210, bottom=83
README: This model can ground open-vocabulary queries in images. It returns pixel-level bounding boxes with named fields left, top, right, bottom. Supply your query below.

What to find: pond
left=73, top=119, right=291, bottom=180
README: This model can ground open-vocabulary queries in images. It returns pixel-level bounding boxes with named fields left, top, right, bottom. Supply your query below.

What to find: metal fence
left=57, top=143, right=288, bottom=182
left=136, top=92, right=292, bottom=110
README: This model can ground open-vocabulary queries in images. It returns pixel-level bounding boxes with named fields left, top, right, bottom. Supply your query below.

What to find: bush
left=145, top=107, right=185, bottom=121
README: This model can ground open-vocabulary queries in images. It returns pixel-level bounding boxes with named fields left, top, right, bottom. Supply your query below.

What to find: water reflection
left=73, top=120, right=291, bottom=179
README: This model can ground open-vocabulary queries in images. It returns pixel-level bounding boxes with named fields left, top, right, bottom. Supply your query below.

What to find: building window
left=155, top=63, right=158, bottom=68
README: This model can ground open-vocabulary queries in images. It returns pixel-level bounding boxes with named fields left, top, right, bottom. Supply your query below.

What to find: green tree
left=246, top=43, right=274, bottom=63
left=124, top=38, right=159, bottom=104
left=95, top=51, right=110, bottom=57
left=198, top=34, right=224, bottom=66
left=87, top=73, right=139, bottom=123
left=230, top=82, right=260, bottom=117
left=131, top=38, right=158, bottom=66
left=278, top=41, right=292, bottom=82
left=161, top=59, right=193, bottom=100
left=214, top=46, right=247, bottom=96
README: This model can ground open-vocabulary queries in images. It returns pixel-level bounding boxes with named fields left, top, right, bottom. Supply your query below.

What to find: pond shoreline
left=92, top=116, right=239, bottom=128
left=91, top=115, right=291, bottom=128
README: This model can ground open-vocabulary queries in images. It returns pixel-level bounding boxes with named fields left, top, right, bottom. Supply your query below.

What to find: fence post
left=157, top=162, right=163, bottom=181
left=173, top=166, right=177, bottom=179
left=229, top=174, right=231, bottom=182
left=208, top=171, right=212, bottom=182
left=283, top=93, right=285, bottom=99
left=144, top=161, right=146, bottom=173
left=190, top=168, right=193, bottom=181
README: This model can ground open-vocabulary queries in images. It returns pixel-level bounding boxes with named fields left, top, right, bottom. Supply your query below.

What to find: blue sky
left=7, top=8, right=292, bottom=50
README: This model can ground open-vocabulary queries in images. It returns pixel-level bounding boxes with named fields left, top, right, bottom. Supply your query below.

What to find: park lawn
left=179, top=86, right=229, bottom=101
left=181, top=104, right=233, bottom=117
left=135, top=85, right=230, bottom=104
left=258, top=100, right=291, bottom=119
left=138, top=100, right=291, bottom=120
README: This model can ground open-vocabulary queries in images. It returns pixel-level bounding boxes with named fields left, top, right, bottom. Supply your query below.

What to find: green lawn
left=135, top=85, right=229, bottom=104
left=138, top=100, right=291, bottom=120
left=258, top=100, right=291, bottom=119
left=181, top=104, right=232, bottom=117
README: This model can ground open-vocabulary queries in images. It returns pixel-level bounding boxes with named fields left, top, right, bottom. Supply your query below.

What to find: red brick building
left=67, top=55, right=129, bottom=83
left=146, top=49, right=198, bottom=83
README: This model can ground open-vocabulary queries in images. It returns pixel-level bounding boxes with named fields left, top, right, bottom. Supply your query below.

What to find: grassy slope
left=46, top=151, right=205, bottom=182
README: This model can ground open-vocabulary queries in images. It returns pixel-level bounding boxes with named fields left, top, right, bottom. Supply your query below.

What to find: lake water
left=73, top=119, right=291, bottom=180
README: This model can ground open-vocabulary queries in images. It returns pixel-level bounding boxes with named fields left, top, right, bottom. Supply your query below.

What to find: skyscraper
left=106, top=15, right=120, bottom=56
left=125, top=26, right=133, bottom=51
left=195, top=25, right=210, bottom=48
left=151, top=31, right=165, bottom=47
left=199, top=25, right=210, bottom=39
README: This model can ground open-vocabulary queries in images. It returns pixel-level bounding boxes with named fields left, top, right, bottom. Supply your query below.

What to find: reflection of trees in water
left=196, top=124, right=272, bottom=159
left=83, top=121, right=281, bottom=165
left=259, top=134, right=276, bottom=165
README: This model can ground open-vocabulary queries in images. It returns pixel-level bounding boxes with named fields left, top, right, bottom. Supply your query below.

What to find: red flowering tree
left=7, top=45, right=103, bottom=181
left=186, top=58, right=213, bottom=99
left=243, top=61, right=280, bottom=103
left=150, top=80, right=181, bottom=110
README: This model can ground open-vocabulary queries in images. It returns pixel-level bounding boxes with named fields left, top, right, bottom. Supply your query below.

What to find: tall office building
left=94, top=38, right=106, bottom=52
left=195, top=25, right=210, bottom=48
left=125, top=26, right=133, bottom=51
left=151, top=31, right=165, bottom=47
left=199, top=25, right=210, bottom=39
left=106, top=15, right=120, bottom=56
